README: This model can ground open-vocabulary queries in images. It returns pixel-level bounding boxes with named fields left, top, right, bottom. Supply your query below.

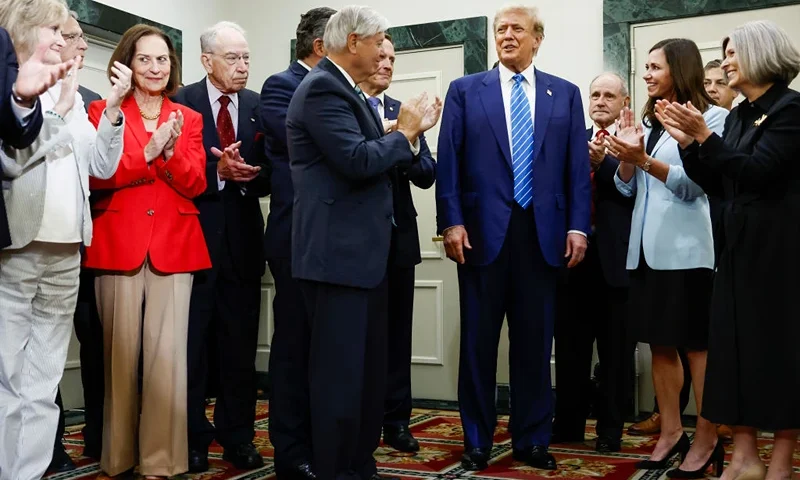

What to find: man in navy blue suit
left=172, top=21, right=271, bottom=473
left=358, top=34, right=436, bottom=454
left=552, top=72, right=634, bottom=453
left=436, top=5, right=591, bottom=470
left=286, top=6, right=441, bottom=479
left=260, top=7, right=335, bottom=479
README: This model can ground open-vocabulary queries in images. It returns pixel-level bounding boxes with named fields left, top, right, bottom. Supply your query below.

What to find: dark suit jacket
left=287, top=57, right=414, bottom=288
left=0, top=27, right=44, bottom=248
left=261, top=61, right=307, bottom=260
left=78, top=85, right=102, bottom=113
left=171, top=79, right=271, bottom=280
left=586, top=128, right=633, bottom=288
left=382, top=94, right=436, bottom=267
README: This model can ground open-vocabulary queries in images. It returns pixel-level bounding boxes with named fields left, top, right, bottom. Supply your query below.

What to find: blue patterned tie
left=367, top=96, right=381, bottom=113
left=511, top=73, right=534, bottom=209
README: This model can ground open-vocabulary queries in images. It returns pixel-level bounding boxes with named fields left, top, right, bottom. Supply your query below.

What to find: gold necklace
left=139, top=95, right=163, bottom=120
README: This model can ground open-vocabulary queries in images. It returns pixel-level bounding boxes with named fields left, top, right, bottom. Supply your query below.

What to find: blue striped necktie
left=510, top=73, right=534, bottom=209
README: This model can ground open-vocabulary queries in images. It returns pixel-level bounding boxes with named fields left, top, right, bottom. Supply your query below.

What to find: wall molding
left=411, top=280, right=444, bottom=366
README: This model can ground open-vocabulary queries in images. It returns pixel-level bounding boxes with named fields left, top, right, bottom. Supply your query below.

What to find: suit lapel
left=318, top=58, right=383, bottom=138
left=189, top=80, right=221, bottom=152
left=649, top=127, right=671, bottom=157
left=479, top=69, right=512, bottom=169
left=384, top=95, right=399, bottom=121
left=532, top=69, right=553, bottom=165
left=237, top=94, right=255, bottom=155
left=122, top=96, right=152, bottom=149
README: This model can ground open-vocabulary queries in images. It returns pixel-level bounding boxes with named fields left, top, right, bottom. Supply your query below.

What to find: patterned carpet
left=48, top=400, right=799, bottom=480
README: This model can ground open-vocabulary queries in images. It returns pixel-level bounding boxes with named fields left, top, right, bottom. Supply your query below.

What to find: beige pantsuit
left=95, top=260, right=193, bottom=477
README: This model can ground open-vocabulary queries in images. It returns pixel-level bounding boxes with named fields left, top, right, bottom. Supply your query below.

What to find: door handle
left=432, top=236, right=444, bottom=242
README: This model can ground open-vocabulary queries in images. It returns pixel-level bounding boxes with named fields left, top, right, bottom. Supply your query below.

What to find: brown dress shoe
left=627, top=412, right=660, bottom=435
left=717, top=424, right=733, bottom=443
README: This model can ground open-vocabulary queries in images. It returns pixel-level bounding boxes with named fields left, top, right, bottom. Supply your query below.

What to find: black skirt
left=629, top=252, right=713, bottom=351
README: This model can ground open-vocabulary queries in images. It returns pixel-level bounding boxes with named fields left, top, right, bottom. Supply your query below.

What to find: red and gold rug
left=49, top=401, right=800, bottom=479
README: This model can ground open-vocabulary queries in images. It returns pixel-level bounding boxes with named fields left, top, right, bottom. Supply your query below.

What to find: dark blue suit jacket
left=172, top=79, right=271, bottom=280
left=0, top=27, right=44, bottom=248
left=287, top=57, right=413, bottom=288
left=383, top=94, right=436, bottom=267
left=436, top=68, right=591, bottom=267
left=261, top=61, right=307, bottom=260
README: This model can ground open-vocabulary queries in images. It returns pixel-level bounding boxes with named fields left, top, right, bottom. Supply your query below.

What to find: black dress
left=629, top=122, right=713, bottom=351
left=682, top=83, right=800, bottom=430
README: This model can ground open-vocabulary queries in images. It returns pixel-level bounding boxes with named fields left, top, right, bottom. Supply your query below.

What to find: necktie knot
left=354, top=85, right=363, bottom=95
left=367, top=96, right=381, bottom=111
left=218, top=95, right=231, bottom=108
left=596, top=128, right=610, bottom=139
left=512, top=73, right=525, bottom=84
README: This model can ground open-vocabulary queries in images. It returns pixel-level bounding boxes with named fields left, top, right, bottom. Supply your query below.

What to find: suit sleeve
left=89, top=101, right=157, bottom=190
left=566, top=85, right=592, bottom=234
left=152, top=110, right=207, bottom=199
left=696, top=100, right=800, bottom=192
left=299, top=80, right=412, bottom=180
left=407, top=132, right=436, bottom=189
left=435, top=80, right=465, bottom=234
left=0, top=29, right=43, bottom=149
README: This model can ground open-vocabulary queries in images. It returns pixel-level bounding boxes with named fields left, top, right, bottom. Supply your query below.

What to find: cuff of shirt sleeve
left=409, top=138, right=420, bottom=155
left=10, top=94, right=36, bottom=126
left=567, top=230, right=587, bottom=238
left=217, top=172, right=226, bottom=191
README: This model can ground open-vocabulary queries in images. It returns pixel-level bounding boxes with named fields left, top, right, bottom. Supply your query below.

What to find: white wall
left=236, top=0, right=604, bottom=114
left=92, top=0, right=221, bottom=84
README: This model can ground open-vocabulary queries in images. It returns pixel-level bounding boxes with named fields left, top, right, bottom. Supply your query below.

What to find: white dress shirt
left=297, top=59, right=312, bottom=72
left=207, top=77, right=238, bottom=191
left=591, top=123, right=617, bottom=139
left=365, top=92, right=386, bottom=119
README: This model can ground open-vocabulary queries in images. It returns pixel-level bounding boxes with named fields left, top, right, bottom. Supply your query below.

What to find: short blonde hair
left=493, top=5, right=544, bottom=39
left=723, top=20, right=800, bottom=86
left=0, top=0, right=69, bottom=61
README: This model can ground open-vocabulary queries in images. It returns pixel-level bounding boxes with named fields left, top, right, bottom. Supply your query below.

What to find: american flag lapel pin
left=547, top=89, right=552, bottom=96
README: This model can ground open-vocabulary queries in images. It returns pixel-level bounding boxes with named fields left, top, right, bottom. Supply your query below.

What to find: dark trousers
left=383, top=264, right=415, bottom=429
left=653, top=348, right=692, bottom=414
left=55, top=268, right=104, bottom=454
left=553, top=239, right=633, bottom=440
left=457, top=204, right=557, bottom=451
left=187, top=240, right=261, bottom=450
left=301, top=276, right=389, bottom=480
left=267, top=256, right=313, bottom=470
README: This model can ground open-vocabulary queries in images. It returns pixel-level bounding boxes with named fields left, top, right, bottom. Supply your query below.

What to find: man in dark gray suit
left=286, top=6, right=441, bottom=479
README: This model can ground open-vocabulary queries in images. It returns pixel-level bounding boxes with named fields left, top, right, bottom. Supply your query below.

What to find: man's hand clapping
left=214, top=140, right=261, bottom=183
left=396, top=92, right=442, bottom=143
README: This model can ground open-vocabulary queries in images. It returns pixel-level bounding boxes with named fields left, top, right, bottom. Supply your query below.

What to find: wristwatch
left=641, top=157, right=653, bottom=172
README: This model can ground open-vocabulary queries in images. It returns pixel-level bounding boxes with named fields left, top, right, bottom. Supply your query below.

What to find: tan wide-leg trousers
left=95, top=260, right=193, bottom=477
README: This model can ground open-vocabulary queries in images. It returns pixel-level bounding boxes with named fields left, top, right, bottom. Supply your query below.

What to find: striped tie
left=511, top=73, right=534, bottom=209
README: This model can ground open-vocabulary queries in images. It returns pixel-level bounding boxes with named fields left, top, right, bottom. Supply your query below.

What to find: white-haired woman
left=0, top=0, right=129, bottom=479
left=657, top=20, right=800, bottom=480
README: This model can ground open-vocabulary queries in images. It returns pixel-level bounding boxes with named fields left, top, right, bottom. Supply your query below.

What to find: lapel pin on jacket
left=546, top=89, right=552, bottom=96
left=754, top=114, right=767, bottom=127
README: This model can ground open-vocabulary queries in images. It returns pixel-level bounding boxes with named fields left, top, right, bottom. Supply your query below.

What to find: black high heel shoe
left=635, top=432, right=691, bottom=470
left=666, top=441, right=725, bottom=479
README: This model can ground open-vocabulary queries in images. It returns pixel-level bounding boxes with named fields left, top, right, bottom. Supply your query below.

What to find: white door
left=629, top=4, right=800, bottom=414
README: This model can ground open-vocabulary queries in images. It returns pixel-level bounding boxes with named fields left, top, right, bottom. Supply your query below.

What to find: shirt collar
left=206, top=77, right=238, bottom=110
left=593, top=123, right=617, bottom=137
left=328, top=58, right=357, bottom=89
left=748, top=82, right=789, bottom=112
left=498, top=61, right=536, bottom=87
left=365, top=92, right=384, bottom=105
left=297, top=59, right=312, bottom=72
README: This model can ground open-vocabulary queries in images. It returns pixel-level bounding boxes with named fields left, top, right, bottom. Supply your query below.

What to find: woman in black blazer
left=658, top=20, right=800, bottom=480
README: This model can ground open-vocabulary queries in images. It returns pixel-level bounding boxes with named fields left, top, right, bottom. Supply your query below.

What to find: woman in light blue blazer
left=605, top=38, right=728, bottom=479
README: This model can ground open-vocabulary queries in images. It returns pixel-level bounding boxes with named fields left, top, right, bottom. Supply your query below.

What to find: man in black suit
left=260, top=7, right=335, bottom=479
left=172, top=20, right=270, bottom=473
left=358, top=34, right=436, bottom=454
left=286, top=6, right=441, bottom=479
left=553, top=72, right=634, bottom=452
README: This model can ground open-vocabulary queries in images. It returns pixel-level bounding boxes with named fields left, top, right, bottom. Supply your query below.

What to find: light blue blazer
left=614, top=105, right=728, bottom=271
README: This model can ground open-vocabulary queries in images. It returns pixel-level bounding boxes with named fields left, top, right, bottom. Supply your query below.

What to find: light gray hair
left=323, top=5, right=389, bottom=53
left=69, top=9, right=78, bottom=20
left=493, top=4, right=544, bottom=38
left=590, top=72, right=629, bottom=97
left=200, top=21, right=246, bottom=53
left=724, top=20, right=800, bottom=86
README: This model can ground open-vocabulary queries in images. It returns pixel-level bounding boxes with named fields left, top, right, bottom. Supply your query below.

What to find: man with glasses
left=172, top=21, right=271, bottom=473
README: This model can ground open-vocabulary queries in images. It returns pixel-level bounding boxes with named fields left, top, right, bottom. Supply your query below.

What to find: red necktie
left=590, top=129, right=609, bottom=229
left=216, top=95, right=235, bottom=149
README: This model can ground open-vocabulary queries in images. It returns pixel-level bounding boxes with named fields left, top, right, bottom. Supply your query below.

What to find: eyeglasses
left=62, top=32, right=85, bottom=44
left=211, top=53, right=250, bottom=66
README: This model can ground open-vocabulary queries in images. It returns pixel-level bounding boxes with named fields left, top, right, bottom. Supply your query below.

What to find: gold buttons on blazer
left=147, top=209, right=154, bottom=216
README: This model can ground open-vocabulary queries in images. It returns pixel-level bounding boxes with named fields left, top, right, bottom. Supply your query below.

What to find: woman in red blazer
left=85, top=25, right=210, bottom=479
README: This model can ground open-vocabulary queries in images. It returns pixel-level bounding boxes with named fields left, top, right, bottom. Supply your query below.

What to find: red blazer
left=84, top=96, right=212, bottom=273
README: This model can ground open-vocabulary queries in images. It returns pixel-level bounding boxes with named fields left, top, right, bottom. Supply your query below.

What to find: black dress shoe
left=188, top=448, right=209, bottom=473
left=223, top=443, right=264, bottom=470
left=276, top=462, right=317, bottom=480
left=461, top=447, right=490, bottom=471
left=595, top=436, right=622, bottom=453
left=83, top=445, right=101, bottom=461
left=383, top=424, right=420, bottom=453
left=513, top=446, right=557, bottom=470
left=48, top=442, right=76, bottom=473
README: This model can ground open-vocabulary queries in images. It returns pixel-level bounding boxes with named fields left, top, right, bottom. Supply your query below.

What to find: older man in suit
left=260, top=7, right=335, bottom=479
left=172, top=21, right=270, bottom=473
left=552, top=72, right=634, bottom=453
left=358, top=34, right=436, bottom=454
left=436, top=5, right=591, bottom=470
left=286, top=6, right=441, bottom=479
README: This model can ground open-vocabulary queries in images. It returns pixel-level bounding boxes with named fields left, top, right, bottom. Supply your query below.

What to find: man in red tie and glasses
left=553, top=72, right=635, bottom=453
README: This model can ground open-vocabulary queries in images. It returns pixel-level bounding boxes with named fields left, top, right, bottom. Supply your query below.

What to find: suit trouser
left=553, top=239, right=633, bottom=440
left=301, top=276, right=388, bottom=480
left=457, top=204, right=556, bottom=451
left=187, top=239, right=261, bottom=451
left=0, top=242, right=80, bottom=480
left=95, top=261, right=192, bottom=477
left=267, top=257, right=313, bottom=470
left=384, top=265, right=415, bottom=428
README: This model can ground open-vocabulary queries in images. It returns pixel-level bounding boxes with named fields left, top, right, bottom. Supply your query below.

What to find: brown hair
left=0, top=0, right=68, bottom=61
left=642, top=38, right=713, bottom=127
left=383, top=31, right=392, bottom=42
left=108, top=24, right=181, bottom=97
